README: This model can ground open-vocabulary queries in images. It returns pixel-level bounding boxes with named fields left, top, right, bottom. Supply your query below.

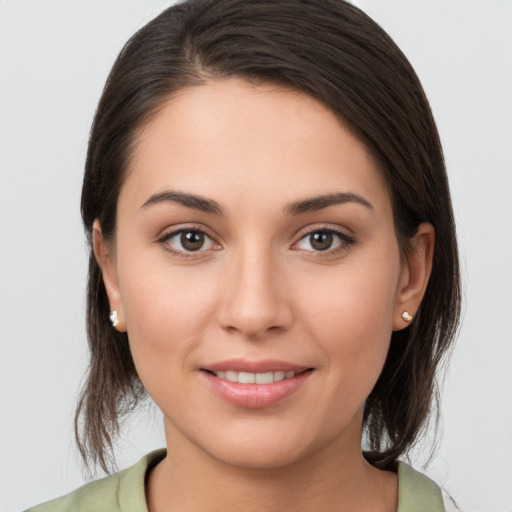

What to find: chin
left=185, top=417, right=350, bottom=472
left=209, top=441, right=312, bottom=471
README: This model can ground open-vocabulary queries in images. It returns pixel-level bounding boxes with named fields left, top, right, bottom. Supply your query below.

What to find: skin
left=94, top=78, right=434, bottom=512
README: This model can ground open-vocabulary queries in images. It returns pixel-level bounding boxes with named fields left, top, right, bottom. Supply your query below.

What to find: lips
left=200, top=360, right=313, bottom=408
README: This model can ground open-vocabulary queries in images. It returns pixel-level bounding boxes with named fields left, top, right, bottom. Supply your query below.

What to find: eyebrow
left=141, top=190, right=373, bottom=217
left=141, top=190, right=224, bottom=216
left=285, top=192, right=373, bottom=216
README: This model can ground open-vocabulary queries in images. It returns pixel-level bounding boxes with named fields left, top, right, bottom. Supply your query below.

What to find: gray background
left=1, top=1, right=511, bottom=511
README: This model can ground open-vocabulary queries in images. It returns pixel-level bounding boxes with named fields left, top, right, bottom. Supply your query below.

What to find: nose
left=217, top=246, right=293, bottom=339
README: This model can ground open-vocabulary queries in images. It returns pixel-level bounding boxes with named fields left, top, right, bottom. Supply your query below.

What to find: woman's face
left=97, top=78, right=431, bottom=469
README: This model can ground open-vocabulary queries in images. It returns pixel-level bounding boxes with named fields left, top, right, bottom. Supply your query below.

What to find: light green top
left=25, top=449, right=445, bottom=512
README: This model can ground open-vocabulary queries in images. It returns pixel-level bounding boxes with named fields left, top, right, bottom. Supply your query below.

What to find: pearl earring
left=109, top=310, right=119, bottom=328
left=401, top=311, right=413, bottom=322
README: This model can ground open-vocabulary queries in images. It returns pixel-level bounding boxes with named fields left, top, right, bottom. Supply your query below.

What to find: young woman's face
left=98, top=78, right=429, bottom=469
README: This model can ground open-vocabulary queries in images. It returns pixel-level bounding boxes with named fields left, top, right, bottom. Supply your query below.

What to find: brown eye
left=181, top=231, right=205, bottom=251
left=309, top=231, right=333, bottom=251
left=294, top=228, right=354, bottom=254
left=163, top=229, right=216, bottom=254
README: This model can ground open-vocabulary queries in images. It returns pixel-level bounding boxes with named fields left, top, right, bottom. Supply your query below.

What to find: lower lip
left=201, top=370, right=312, bottom=409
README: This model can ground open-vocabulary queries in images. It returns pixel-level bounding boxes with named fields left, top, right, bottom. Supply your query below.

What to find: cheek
left=297, top=257, right=400, bottom=395
left=117, top=257, right=219, bottom=373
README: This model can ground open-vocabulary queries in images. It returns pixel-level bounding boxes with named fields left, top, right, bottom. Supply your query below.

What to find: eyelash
left=157, top=225, right=355, bottom=259
left=158, top=225, right=219, bottom=259
left=293, top=227, right=356, bottom=257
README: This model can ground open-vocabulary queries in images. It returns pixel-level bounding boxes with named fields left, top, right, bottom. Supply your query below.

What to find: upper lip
left=202, top=359, right=311, bottom=374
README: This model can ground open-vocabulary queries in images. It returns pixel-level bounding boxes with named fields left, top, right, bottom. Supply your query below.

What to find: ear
left=393, top=222, right=435, bottom=330
left=92, top=220, right=127, bottom=332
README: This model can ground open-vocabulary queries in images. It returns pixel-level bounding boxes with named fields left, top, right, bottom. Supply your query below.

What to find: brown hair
left=77, top=0, right=461, bottom=473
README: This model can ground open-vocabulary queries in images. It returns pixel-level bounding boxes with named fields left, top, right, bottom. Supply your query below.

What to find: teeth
left=213, top=370, right=297, bottom=383
left=238, top=371, right=256, bottom=384
left=225, top=371, right=237, bottom=382
left=256, top=371, right=273, bottom=384
left=273, top=371, right=285, bottom=382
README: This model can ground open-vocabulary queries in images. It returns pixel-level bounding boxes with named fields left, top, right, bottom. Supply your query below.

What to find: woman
left=26, top=0, right=461, bottom=510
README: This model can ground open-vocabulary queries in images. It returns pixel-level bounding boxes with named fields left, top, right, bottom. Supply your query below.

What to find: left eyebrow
left=285, top=192, right=374, bottom=216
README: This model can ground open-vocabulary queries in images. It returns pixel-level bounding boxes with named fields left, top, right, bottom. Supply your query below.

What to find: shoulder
left=397, top=462, right=463, bottom=512
left=397, top=462, right=446, bottom=512
left=24, top=449, right=166, bottom=512
left=23, top=473, right=125, bottom=512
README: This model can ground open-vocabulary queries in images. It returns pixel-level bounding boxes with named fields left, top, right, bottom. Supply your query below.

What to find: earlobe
left=92, top=220, right=127, bottom=332
left=393, top=222, right=435, bottom=331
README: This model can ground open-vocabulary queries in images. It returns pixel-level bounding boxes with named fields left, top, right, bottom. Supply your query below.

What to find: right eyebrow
left=141, top=190, right=224, bottom=216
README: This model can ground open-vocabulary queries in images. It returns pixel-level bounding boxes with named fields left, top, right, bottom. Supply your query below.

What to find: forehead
left=122, top=78, right=390, bottom=214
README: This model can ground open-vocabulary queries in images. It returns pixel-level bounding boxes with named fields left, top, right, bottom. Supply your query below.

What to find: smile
left=201, top=363, right=314, bottom=408
left=210, top=370, right=297, bottom=384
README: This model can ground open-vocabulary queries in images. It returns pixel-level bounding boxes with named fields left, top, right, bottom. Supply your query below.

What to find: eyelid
left=157, top=222, right=217, bottom=240
left=155, top=222, right=355, bottom=258
left=157, top=224, right=221, bottom=257
left=291, top=224, right=356, bottom=255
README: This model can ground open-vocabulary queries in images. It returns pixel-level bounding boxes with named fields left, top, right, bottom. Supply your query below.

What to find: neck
left=146, top=420, right=398, bottom=512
